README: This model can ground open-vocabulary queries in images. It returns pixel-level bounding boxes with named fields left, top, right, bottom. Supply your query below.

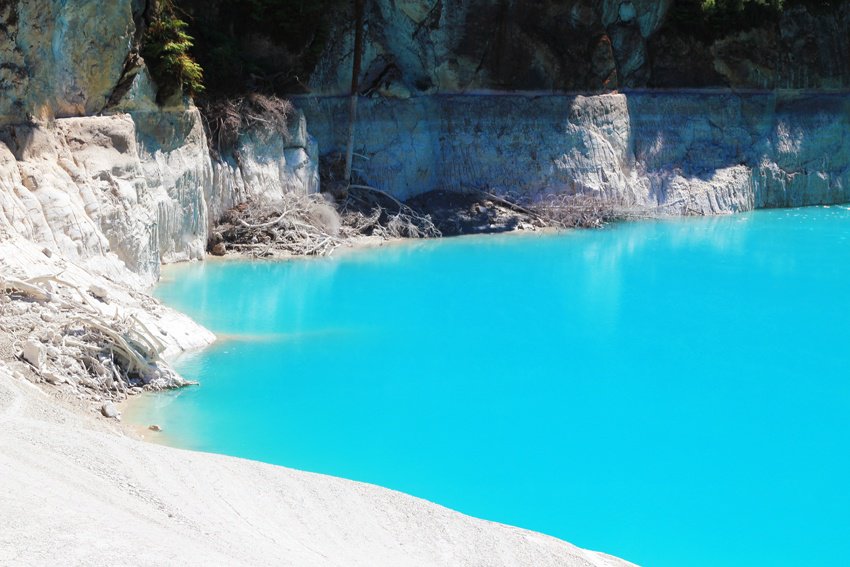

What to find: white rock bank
left=0, top=361, right=634, bottom=567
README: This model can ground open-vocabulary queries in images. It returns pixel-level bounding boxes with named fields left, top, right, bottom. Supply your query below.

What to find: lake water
left=133, top=206, right=850, bottom=567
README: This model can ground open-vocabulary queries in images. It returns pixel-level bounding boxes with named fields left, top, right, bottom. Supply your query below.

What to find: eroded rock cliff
left=306, top=0, right=850, bottom=95
left=0, top=0, right=318, bottom=286
left=299, top=91, right=850, bottom=214
left=2, top=0, right=849, bottom=288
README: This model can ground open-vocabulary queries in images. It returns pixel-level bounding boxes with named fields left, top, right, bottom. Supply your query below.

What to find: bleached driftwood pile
left=212, top=187, right=441, bottom=258
left=1, top=274, right=187, bottom=406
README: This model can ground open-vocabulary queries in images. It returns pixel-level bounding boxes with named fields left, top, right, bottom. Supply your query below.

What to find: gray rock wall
left=0, top=110, right=210, bottom=285
left=0, top=0, right=318, bottom=286
left=310, top=0, right=675, bottom=95
left=0, top=0, right=143, bottom=123
left=309, top=0, right=850, bottom=95
left=298, top=92, right=850, bottom=213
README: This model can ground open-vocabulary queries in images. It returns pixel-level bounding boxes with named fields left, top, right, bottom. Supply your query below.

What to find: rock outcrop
left=310, top=0, right=676, bottom=94
left=650, top=3, right=850, bottom=90
left=0, top=111, right=210, bottom=285
left=0, top=0, right=143, bottom=123
left=0, top=106, right=319, bottom=286
left=307, top=0, right=850, bottom=95
left=299, top=91, right=850, bottom=214
left=0, top=0, right=318, bottom=286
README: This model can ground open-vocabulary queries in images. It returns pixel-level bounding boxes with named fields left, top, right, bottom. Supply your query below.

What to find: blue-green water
left=140, top=207, right=850, bottom=567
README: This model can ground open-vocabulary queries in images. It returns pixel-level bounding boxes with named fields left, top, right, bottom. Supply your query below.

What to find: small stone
left=89, top=284, right=109, bottom=301
left=211, top=242, right=226, bottom=256
left=101, top=402, right=119, bottom=419
left=40, top=311, right=55, bottom=323
left=21, top=339, right=45, bottom=370
left=148, top=424, right=162, bottom=432
left=42, top=371, right=66, bottom=385
left=41, top=247, right=53, bottom=258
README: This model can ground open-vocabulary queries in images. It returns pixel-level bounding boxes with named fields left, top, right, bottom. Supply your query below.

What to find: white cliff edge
left=0, top=3, right=635, bottom=564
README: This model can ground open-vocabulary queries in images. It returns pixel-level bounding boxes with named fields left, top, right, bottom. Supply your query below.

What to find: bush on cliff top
left=175, top=0, right=347, bottom=96
left=143, top=0, right=204, bottom=101
left=671, top=0, right=846, bottom=39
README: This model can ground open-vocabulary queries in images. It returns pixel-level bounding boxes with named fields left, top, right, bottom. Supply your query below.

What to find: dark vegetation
left=668, top=0, right=846, bottom=40
left=200, top=93, right=294, bottom=155
left=142, top=0, right=204, bottom=101
left=139, top=0, right=849, bottom=99
left=175, top=0, right=347, bottom=96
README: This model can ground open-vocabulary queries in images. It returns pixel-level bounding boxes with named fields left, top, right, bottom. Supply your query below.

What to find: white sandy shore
left=0, top=364, right=635, bottom=566
left=0, top=234, right=634, bottom=566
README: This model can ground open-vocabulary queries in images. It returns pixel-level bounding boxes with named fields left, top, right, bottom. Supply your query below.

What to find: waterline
left=133, top=207, right=850, bottom=567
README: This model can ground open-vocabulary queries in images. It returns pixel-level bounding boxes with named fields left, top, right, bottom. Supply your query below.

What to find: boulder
left=21, top=340, right=45, bottom=371
left=101, top=402, right=119, bottom=419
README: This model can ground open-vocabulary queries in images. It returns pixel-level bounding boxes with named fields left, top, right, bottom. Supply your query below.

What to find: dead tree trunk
left=343, top=0, right=366, bottom=189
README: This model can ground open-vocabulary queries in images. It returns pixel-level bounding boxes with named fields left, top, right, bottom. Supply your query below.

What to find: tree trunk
left=343, top=0, right=366, bottom=189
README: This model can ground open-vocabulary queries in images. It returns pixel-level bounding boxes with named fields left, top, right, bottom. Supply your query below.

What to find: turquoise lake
left=137, top=206, right=850, bottom=567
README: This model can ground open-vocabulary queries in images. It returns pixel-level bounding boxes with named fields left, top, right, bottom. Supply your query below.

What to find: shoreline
left=0, top=362, right=633, bottom=566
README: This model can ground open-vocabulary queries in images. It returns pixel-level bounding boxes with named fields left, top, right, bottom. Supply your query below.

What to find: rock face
left=651, top=4, right=850, bottom=90
left=0, top=0, right=319, bottom=286
left=0, top=106, right=318, bottom=285
left=0, top=111, right=210, bottom=285
left=308, top=0, right=850, bottom=94
left=0, top=0, right=143, bottom=123
left=311, top=0, right=675, bottom=94
left=208, top=112, right=320, bottom=224
left=0, top=0, right=848, bottom=285
left=299, top=92, right=850, bottom=213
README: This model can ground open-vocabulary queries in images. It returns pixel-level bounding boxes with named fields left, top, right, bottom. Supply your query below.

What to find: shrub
left=143, top=0, right=204, bottom=99
left=201, top=93, right=294, bottom=154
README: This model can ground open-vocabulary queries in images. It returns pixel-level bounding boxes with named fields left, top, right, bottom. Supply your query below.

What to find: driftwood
left=216, top=187, right=441, bottom=258
left=528, top=193, right=643, bottom=229
left=341, top=185, right=441, bottom=239
left=1, top=278, right=53, bottom=302
left=2, top=275, right=180, bottom=395
left=217, top=194, right=346, bottom=257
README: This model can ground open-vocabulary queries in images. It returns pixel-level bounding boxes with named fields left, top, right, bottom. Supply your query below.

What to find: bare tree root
left=528, top=193, right=642, bottom=229
left=215, top=185, right=441, bottom=258
left=200, top=93, right=295, bottom=156
left=1, top=276, right=185, bottom=399
left=340, top=185, right=441, bottom=239
left=215, top=193, right=346, bottom=257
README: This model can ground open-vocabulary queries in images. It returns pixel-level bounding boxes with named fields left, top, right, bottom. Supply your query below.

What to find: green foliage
left=669, top=0, right=847, bottom=39
left=699, top=0, right=785, bottom=12
left=143, top=0, right=204, bottom=98
left=668, top=0, right=780, bottom=39
left=178, top=0, right=347, bottom=95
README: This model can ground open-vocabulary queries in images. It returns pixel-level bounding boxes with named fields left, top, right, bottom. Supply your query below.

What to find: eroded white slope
left=0, top=366, right=634, bottom=567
